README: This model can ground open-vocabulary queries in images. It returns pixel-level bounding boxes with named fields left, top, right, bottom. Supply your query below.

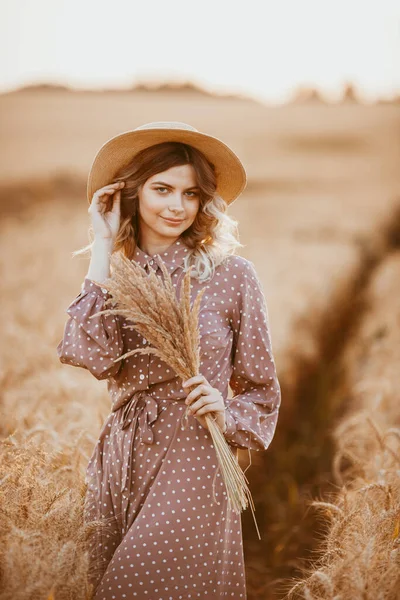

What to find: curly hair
left=73, top=141, right=244, bottom=283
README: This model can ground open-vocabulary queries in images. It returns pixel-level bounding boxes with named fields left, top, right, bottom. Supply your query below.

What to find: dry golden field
left=0, top=87, right=399, bottom=599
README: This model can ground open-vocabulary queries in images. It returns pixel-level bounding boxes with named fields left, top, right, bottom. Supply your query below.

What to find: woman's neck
left=137, top=235, right=181, bottom=257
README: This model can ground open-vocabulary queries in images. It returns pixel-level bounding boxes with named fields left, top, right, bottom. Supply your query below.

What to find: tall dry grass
left=242, top=202, right=400, bottom=599
left=0, top=432, right=107, bottom=599
left=287, top=252, right=400, bottom=600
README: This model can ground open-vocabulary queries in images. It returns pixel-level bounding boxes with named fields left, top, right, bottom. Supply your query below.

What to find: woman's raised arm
left=56, top=183, right=125, bottom=380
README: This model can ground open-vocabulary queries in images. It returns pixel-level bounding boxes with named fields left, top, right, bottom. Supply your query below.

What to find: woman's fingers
left=182, top=374, right=207, bottom=389
left=186, top=393, right=210, bottom=412
left=184, top=383, right=210, bottom=405
left=91, top=182, right=125, bottom=205
left=93, top=190, right=118, bottom=205
left=88, top=182, right=124, bottom=239
left=100, top=182, right=125, bottom=192
left=110, top=190, right=121, bottom=216
left=98, top=184, right=124, bottom=196
left=189, top=399, right=220, bottom=416
left=194, top=402, right=220, bottom=416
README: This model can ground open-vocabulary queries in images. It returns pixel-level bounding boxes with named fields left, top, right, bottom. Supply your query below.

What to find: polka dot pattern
left=56, top=237, right=281, bottom=598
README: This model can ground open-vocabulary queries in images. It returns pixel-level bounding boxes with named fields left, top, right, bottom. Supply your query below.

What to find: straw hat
left=86, top=121, right=247, bottom=206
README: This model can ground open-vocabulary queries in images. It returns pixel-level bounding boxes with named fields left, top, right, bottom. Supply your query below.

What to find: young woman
left=57, top=121, right=281, bottom=599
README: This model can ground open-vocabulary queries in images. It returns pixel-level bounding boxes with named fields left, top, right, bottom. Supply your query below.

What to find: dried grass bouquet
left=90, top=251, right=260, bottom=538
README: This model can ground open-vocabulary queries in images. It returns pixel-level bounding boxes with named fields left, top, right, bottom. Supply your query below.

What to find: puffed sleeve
left=56, top=277, right=124, bottom=380
left=223, top=260, right=281, bottom=450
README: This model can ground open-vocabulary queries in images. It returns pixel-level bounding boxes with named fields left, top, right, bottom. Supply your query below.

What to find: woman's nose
left=168, top=194, right=185, bottom=211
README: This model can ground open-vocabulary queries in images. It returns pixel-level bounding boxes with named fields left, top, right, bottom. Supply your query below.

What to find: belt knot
left=119, top=389, right=159, bottom=445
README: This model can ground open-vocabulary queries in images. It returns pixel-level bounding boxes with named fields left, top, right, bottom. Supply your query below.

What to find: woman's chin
left=153, top=223, right=184, bottom=238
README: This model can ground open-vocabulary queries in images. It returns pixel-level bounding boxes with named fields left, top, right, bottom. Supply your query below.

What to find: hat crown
left=134, top=121, right=198, bottom=133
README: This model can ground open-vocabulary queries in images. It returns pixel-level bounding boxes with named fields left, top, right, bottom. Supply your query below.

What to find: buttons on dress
left=101, top=287, right=108, bottom=294
left=139, top=374, right=145, bottom=380
left=149, top=260, right=154, bottom=266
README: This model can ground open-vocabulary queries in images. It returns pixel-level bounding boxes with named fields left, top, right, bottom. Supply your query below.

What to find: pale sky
left=1, top=0, right=400, bottom=103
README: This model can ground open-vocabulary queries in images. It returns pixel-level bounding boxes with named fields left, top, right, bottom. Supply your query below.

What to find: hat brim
left=86, top=128, right=247, bottom=205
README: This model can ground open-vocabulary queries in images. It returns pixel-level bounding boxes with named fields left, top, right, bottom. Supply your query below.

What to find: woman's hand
left=89, top=181, right=125, bottom=241
left=182, top=374, right=227, bottom=433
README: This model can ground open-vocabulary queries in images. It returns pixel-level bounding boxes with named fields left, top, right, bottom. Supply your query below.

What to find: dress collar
left=132, top=236, right=190, bottom=276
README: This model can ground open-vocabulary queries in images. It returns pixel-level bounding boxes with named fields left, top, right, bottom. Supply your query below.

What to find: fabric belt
left=119, top=390, right=159, bottom=442
left=113, top=390, right=159, bottom=493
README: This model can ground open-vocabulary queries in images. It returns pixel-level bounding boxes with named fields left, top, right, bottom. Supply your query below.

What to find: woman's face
left=137, top=164, right=201, bottom=242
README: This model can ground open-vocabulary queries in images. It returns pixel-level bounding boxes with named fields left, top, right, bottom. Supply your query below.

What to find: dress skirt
left=84, top=389, right=247, bottom=600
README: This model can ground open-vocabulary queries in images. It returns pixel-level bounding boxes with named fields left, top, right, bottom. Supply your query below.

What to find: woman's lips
left=162, top=217, right=184, bottom=225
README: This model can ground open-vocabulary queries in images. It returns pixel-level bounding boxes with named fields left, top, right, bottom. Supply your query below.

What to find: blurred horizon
left=2, top=77, right=400, bottom=106
left=2, top=0, right=400, bottom=105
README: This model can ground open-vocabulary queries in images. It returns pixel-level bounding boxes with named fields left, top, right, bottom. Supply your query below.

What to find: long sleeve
left=56, top=277, right=124, bottom=380
left=223, top=260, right=281, bottom=450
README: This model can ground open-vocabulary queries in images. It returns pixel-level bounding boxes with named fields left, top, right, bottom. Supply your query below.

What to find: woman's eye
left=155, top=187, right=198, bottom=197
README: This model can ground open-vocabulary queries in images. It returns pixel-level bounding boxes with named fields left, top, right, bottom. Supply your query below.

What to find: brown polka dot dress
left=57, top=237, right=281, bottom=599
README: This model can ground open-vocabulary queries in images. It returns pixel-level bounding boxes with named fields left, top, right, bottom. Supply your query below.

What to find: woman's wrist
left=86, top=237, right=114, bottom=283
left=92, top=236, right=114, bottom=252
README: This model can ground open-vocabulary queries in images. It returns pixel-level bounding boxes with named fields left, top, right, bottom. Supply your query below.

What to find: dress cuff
left=81, top=277, right=111, bottom=299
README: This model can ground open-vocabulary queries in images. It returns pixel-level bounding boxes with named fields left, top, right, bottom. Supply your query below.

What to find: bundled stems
left=90, top=251, right=260, bottom=539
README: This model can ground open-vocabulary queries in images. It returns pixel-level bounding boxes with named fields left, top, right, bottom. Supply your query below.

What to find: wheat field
left=0, top=86, right=399, bottom=599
